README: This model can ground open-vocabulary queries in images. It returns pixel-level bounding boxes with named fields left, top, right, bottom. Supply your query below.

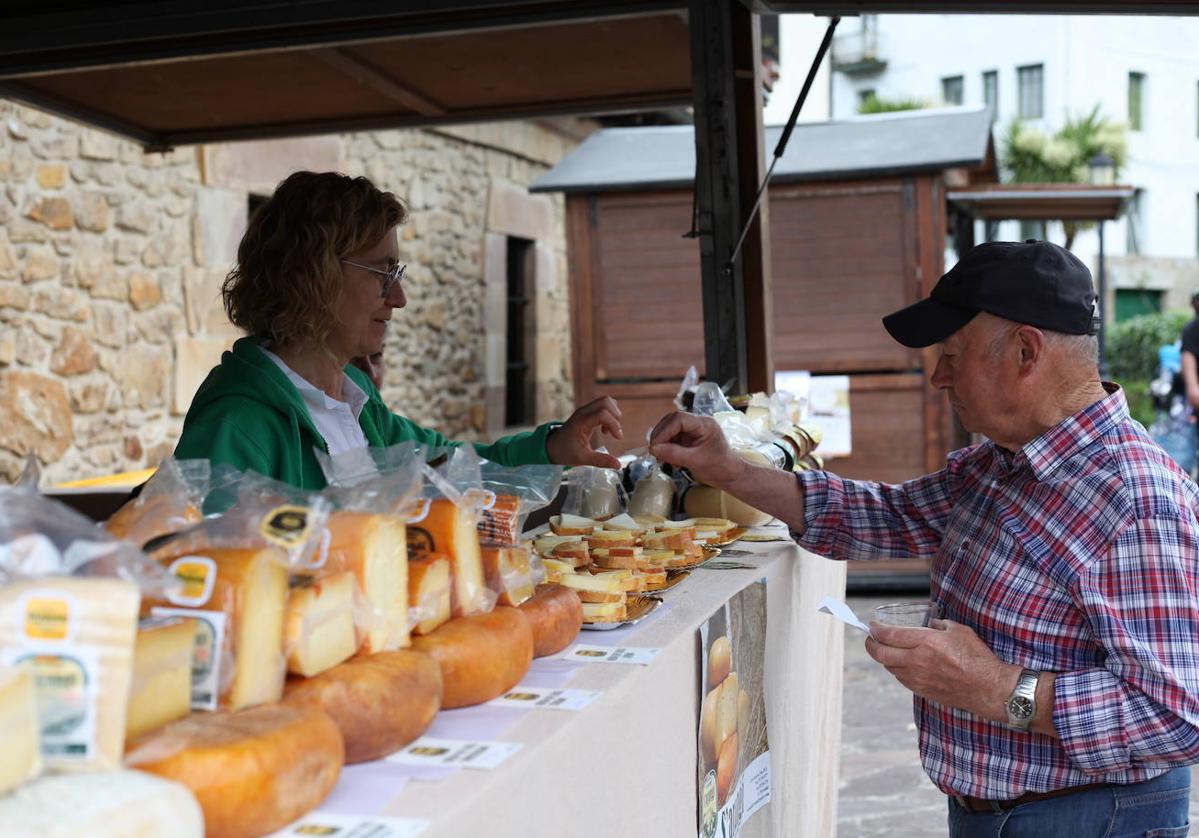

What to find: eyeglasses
left=341, top=259, right=407, bottom=298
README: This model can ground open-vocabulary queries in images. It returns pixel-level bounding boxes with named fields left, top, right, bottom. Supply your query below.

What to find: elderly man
left=650, top=241, right=1199, bottom=837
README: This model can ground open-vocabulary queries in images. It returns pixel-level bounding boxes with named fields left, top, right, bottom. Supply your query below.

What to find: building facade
left=0, top=98, right=590, bottom=485
left=825, top=13, right=1199, bottom=314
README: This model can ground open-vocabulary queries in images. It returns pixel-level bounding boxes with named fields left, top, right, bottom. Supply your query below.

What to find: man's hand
left=546, top=397, right=623, bottom=468
left=648, top=412, right=746, bottom=489
left=865, top=619, right=1018, bottom=722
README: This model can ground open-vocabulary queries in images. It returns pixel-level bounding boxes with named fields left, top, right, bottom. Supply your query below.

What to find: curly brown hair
left=223, top=171, right=407, bottom=346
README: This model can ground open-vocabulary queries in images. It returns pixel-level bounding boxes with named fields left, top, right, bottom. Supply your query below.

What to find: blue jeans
left=948, top=767, right=1191, bottom=838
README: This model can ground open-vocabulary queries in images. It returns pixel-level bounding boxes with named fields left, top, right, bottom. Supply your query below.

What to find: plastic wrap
left=561, top=464, right=626, bottom=520
left=12, top=455, right=41, bottom=493
left=104, top=459, right=209, bottom=548
left=476, top=460, right=563, bottom=545
left=407, top=554, right=452, bottom=635
left=479, top=544, right=544, bottom=607
left=628, top=461, right=675, bottom=518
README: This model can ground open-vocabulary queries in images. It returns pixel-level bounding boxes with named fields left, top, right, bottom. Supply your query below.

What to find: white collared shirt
left=261, top=347, right=370, bottom=456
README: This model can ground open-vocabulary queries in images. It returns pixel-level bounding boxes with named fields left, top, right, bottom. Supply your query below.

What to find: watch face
left=1009, top=696, right=1035, bottom=720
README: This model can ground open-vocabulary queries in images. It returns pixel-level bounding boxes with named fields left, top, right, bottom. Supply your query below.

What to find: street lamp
left=1089, top=152, right=1115, bottom=377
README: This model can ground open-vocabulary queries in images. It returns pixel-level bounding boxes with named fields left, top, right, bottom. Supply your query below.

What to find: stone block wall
left=0, top=98, right=589, bottom=484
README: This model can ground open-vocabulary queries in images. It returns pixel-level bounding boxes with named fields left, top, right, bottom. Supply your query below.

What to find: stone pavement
left=837, top=594, right=1199, bottom=837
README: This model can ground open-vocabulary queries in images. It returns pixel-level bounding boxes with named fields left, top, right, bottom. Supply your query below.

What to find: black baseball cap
left=882, top=240, right=1100, bottom=348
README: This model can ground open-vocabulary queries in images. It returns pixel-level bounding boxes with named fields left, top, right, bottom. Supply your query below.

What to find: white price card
left=486, top=686, right=601, bottom=711
left=817, top=596, right=872, bottom=636
left=386, top=737, right=523, bottom=770
left=269, top=812, right=429, bottom=837
left=562, top=644, right=658, bottom=665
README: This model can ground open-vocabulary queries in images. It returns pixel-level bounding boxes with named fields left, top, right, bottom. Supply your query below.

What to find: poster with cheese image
left=696, top=580, right=770, bottom=838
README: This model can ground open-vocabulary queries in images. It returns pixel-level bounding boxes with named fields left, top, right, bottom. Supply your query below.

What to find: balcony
left=831, top=28, right=888, bottom=77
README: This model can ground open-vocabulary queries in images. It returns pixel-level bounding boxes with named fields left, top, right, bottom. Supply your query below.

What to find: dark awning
left=947, top=183, right=1134, bottom=221
left=0, top=2, right=693, bottom=150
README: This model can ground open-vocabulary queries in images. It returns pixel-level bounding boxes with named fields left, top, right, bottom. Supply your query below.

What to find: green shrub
left=1106, top=310, right=1190, bottom=426
left=858, top=95, right=925, bottom=115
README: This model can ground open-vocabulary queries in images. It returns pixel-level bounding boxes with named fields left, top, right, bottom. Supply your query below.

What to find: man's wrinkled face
left=930, top=315, right=1007, bottom=437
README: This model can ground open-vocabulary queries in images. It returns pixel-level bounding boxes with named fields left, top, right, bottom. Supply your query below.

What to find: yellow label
left=260, top=504, right=311, bottom=549
left=23, top=597, right=70, bottom=641
left=175, top=560, right=210, bottom=599
left=166, top=556, right=217, bottom=607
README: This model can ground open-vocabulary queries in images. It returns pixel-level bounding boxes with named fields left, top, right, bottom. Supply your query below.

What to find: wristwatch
left=1005, top=668, right=1040, bottom=731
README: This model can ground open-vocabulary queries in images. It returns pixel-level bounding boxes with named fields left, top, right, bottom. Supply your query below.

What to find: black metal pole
left=1098, top=221, right=1108, bottom=377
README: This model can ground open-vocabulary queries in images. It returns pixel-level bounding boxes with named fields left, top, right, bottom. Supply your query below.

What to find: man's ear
left=1015, top=325, right=1045, bottom=372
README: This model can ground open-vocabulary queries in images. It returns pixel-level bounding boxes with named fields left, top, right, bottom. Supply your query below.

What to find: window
left=1128, top=72, right=1145, bottom=131
left=1017, top=64, right=1043, bottom=119
left=982, top=70, right=998, bottom=119
left=1126, top=189, right=1145, bottom=254
left=1019, top=220, right=1046, bottom=241
left=1114, top=289, right=1162, bottom=321
left=941, top=75, right=964, bottom=106
left=505, top=237, right=536, bottom=427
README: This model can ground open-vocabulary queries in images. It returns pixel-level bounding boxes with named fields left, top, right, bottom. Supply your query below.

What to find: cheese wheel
left=126, top=704, right=344, bottom=838
left=410, top=607, right=533, bottom=708
left=0, top=769, right=204, bottom=838
left=518, top=584, right=582, bottom=657
left=323, top=511, right=410, bottom=653
left=283, top=650, right=442, bottom=764
left=684, top=485, right=771, bottom=527
left=407, top=499, right=486, bottom=617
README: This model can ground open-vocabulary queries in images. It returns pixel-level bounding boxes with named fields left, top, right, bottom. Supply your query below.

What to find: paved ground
left=837, top=594, right=1199, bottom=837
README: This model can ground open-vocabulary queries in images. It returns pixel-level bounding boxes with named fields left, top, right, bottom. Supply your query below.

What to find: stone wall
left=0, top=98, right=590, bottom=485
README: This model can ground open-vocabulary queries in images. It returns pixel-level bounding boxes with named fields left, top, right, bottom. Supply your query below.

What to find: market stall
left=310, top=533, right=847, bottom=837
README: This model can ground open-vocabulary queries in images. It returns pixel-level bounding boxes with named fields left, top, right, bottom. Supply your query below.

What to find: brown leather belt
left=953, top=782, right=1112, bottom=814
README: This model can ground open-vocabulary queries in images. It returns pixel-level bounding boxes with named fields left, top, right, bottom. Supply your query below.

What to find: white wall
left=764, top=15, right=833, bottom=127
left=826, top=14, right=1199, bottom=269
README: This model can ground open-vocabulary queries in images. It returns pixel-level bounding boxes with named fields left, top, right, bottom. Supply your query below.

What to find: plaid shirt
left=797, top=385, right=1199, bottom=798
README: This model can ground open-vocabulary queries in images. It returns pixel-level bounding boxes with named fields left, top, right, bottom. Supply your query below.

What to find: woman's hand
left=546, top=397, right=623, bottom=468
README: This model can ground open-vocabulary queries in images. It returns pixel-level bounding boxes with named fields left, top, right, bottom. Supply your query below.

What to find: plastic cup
left=873, top=601, right=939, bottom=628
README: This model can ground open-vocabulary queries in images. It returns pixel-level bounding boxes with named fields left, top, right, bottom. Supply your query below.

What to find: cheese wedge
left=408, top=499, right=486, bottom=616
left=542, top=558, right=575, bottom=584
left=284, top=572, right=357, bottom=677
left=576, top=590, right=626, bottom=604
left=532, top=535, right=583, bottom=555
left=550, top=542, right=590, bottom=568
left=591, top=548, right=641, bottom=570
left=643, top=530, right=693, bottom=552
left=639, top=549, right=678, bottom=569
left=640, top=568, right=668, bottom=590
left=408, top=556, right=452, bottom=635
left=559, top=570, right=626, bottom=598
left=549, top=514, right=595, bottom=536
left=0, top=664, right=40, bottom=794
left=0, top=576, right=140, bottom=772
left=600, top=513, right=642, bottom=532
left=481, top=545, right=535, bottom=607
left=660, top=518, right=697, bottom=529
left=585, top=531, right=636, bottom=549
left=148, top=546, right=289, bottom=711
left=126, top=617, right=197, bottom=743
left=581, top=601, right=627, bottom=622
left=0, top=769, right=204, bottom=838
left=323, top=511, right=409, bottom=652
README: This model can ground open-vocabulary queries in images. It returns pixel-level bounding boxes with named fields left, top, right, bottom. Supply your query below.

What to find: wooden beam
left=731, top=5, right=774, bottom=394
left=689, top=0, right=749, bottom=394
left=310, top=48, right=446, bottom=116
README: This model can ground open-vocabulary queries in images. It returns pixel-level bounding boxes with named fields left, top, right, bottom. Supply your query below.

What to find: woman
left=175, top=171, right=621, bottom=489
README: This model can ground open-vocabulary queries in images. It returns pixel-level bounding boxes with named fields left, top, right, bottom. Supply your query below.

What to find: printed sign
left=562, top=644, right=658, bottom=665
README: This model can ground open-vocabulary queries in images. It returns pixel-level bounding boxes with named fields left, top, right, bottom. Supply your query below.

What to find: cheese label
left=6, top=645, right=99, bottom=761
left=406, top=527, right=436, bottom=558
left=260, top=504, right=312, bottom=549
left=151, top=606, right=227, bottom=710
left=487, top=686, right=601, bottom=711
left=22, top=594, right=72, bottom=641
left=386, top=737, right=522, bottom=770
left=562, top=644, right=659, bottom=665
left=268, top=812, right=430, bottom=837
left=164, top=556, right=217, bottom=607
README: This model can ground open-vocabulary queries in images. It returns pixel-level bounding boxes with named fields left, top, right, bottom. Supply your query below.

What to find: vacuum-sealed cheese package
left=476, top=460, right=563, bottom=545
left=561, top=463, right=626, bottom=521
left=104, top=459, right=209, bottom=549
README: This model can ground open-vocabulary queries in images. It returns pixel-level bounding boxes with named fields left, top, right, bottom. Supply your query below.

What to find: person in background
left=1179, top=290, right=1199, bottom=422
left=175, top=171, right=622, bottom=489
left=650, top=241, right=1199, bottom=837
left=350, top=352, right=384, bottom=390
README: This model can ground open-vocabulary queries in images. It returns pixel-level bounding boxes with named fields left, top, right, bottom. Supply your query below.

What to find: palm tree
left=1000, top=105, right=1127, bottom=250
